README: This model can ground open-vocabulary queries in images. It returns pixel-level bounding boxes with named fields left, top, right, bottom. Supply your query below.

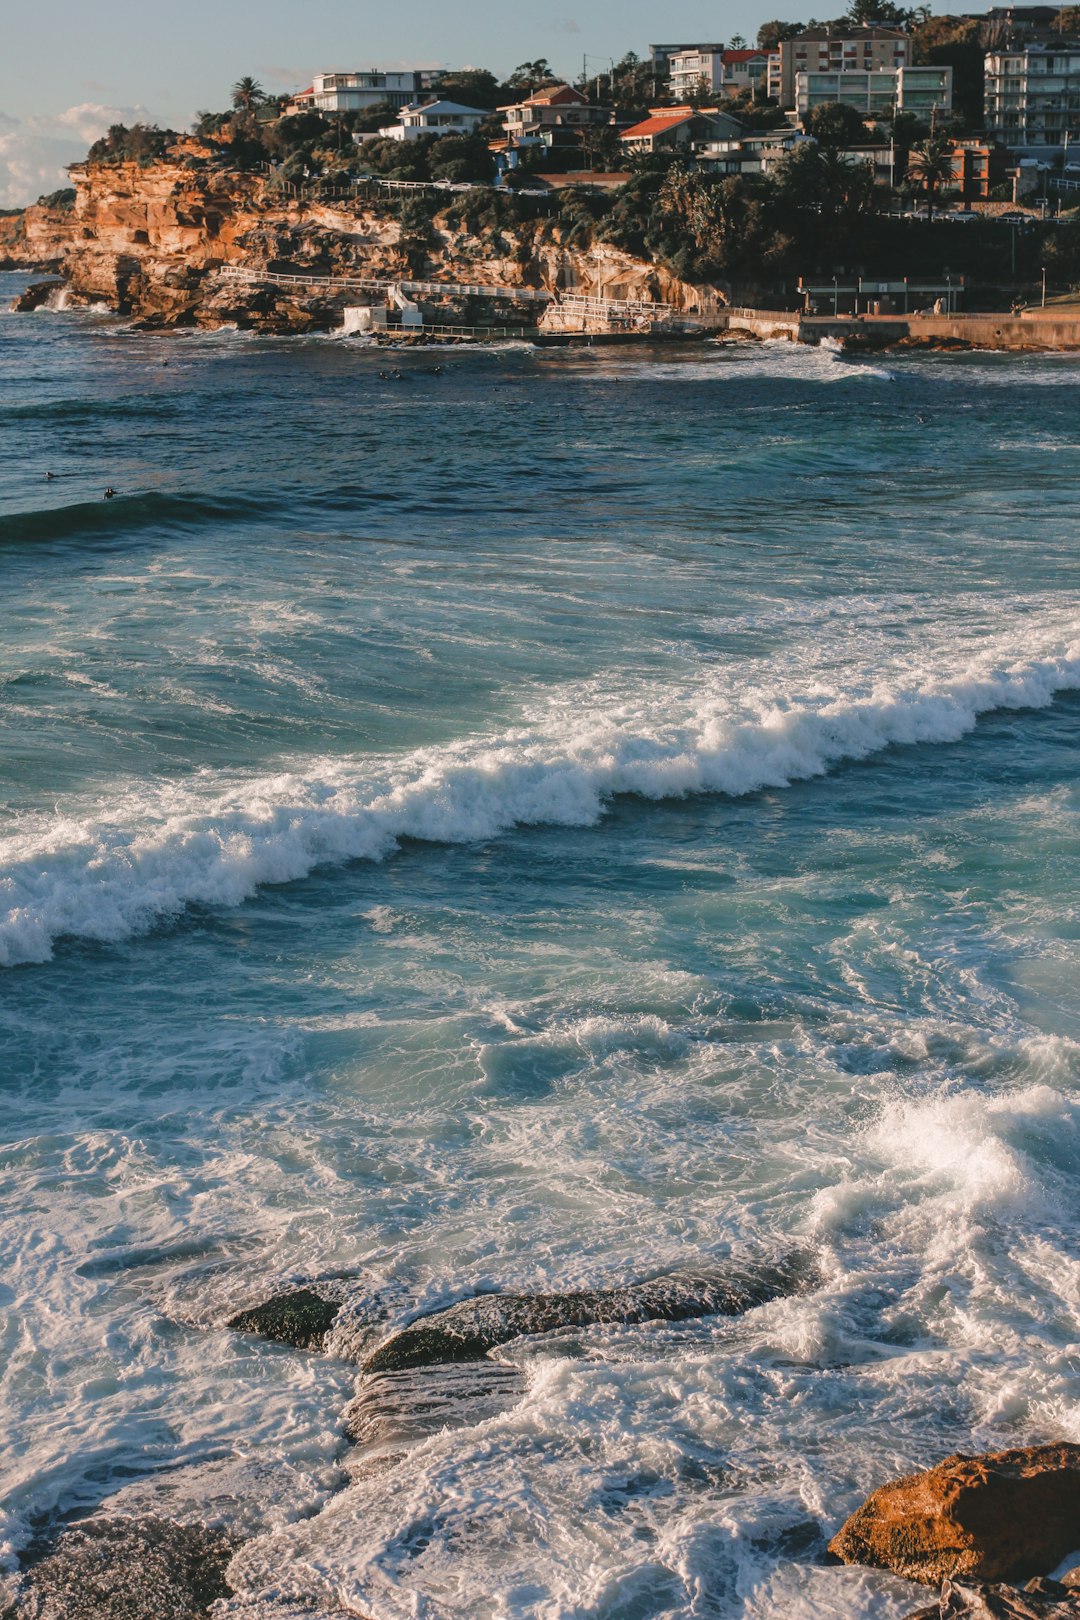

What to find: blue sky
left=2, top=0, right=762, bottom=204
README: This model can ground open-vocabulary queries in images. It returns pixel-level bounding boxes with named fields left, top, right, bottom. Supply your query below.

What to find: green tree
left=506, top=59, right=556, bottom=94
left=231, top=77, right=265, bottom=116
left=435, top=69, right=501, bottom=108
left=775, top=139, right=875, bottom=215
left=757, top=20, right=805, bottom=48
left=907, top=133, right=955, bottom=217
left=806, top=100, right=869, bottom=147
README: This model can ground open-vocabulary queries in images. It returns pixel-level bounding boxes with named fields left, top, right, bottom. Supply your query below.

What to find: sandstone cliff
left=3, top=150, right=721, bottom=334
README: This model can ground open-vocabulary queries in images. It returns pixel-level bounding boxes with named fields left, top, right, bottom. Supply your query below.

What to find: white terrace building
left=377, top=100, right=489, bottom=142
left=291, top=71, right=426, bottom=114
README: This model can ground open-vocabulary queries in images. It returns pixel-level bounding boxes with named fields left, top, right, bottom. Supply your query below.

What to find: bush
left=86, top=123, right=176, bottom=164
left=37, top=188, right=76, bottom=210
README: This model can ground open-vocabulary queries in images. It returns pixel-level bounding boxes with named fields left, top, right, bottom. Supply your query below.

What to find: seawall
left=716, top=308, right=1080, bottom=352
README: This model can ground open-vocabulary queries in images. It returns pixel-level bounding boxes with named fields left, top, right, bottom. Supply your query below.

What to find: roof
left=401, top=99, right=487, bottom=117
left=621, top=109, right=722, bottom=139
left=723, top=49, right=769, bottom=63
left=512, top=83, right=589, bottom=108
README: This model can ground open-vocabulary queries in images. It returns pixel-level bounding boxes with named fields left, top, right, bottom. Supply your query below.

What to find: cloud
left=0, top=101, right=153, bottom=209
left=551, top=17, right=581, bottom=33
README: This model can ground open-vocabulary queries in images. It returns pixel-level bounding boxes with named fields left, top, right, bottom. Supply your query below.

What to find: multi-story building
left=291, top=71, right=426, bottom=114
left=668, top=47, right=725, bottom=99
left=718, top=49, right=772, bottom=96
left=984, top=43, right=1080, bottom=150
left=775, top=25, right=911, bottom=110
left=946, top=137, right=1010, bottom=197
left=647, top=42, right=724, bottom=76
left=795, top=64, right=953, bottom=121
left=501, top=84, right=612, bottom=147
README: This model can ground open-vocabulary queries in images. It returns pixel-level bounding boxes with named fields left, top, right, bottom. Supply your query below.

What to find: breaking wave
left=3, top=640, right=1079, bottom=966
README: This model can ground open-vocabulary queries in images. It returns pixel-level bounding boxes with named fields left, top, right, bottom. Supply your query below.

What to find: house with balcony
left=501, top=84, right=612, bottom=146
left=290, top=70, right=426, bottom=115
left=376, top=100, right=489, bottom=143
left=984, top=43, right=1080, bottom=152
left=698, top=127, right=811, bottom=176
left=775, top=25, right=911, bottom=110
left=718, top=50, right=773, bottom=97
left=619, top=105, right=745, bottom=155
left=668, top=47, right=727, bottom=100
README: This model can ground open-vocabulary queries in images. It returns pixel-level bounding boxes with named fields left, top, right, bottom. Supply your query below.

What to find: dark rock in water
left=228, top=1287, right=340, bottom=1350
left=344, top=1359, right=526, bottom=1453
left=830, top=1443, right=1080, bottom=1586
left=9, top=1517, right=236, bottom=1620
left=9, top=281, right=65, bottom=313
left=363, top=1253, right=815, bottom=1374
left=904, top=1576, right=1080, bottom=1618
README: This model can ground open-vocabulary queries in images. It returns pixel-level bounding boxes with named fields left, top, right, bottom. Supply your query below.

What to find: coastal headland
left=6, top=147, right=1080, bottom=350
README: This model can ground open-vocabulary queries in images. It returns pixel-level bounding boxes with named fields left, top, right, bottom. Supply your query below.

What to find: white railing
left=217, top=266, right=553, bottom=303
left=554, top=292, right=682, bottom=320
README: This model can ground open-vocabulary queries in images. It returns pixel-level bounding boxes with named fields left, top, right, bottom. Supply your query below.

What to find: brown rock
left=831, top=1444, right=1080, bottom=1587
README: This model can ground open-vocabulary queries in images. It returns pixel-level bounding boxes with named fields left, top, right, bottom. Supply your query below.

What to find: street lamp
left=833, top=274, right=839, bottom=315
left=1042, top=263, right=1047, bottom=307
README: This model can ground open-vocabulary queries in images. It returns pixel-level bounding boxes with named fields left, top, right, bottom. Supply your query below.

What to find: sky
left=1, top=0, right=765, bottom=206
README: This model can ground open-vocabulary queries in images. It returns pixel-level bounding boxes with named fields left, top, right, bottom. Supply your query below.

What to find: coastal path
left=217, top=266, right=554, bottom=305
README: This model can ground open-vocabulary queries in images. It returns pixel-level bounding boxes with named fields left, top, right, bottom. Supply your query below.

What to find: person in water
left=103, top=487, right=116, bottom=500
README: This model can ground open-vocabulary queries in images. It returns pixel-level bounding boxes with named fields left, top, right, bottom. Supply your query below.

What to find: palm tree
left=231, top=77, right=265, bottom=117
left=906, top=134, right=954, bottom=219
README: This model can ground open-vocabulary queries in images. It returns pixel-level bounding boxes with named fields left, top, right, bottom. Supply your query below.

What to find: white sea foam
left=3, top=631, right=1079, bottom=966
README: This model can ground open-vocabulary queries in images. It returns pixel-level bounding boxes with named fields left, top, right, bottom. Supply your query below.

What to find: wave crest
left=3, top=643, right=1079, bottom=966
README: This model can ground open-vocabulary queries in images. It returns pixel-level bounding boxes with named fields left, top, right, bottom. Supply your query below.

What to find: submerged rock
left=344, top=1359, right=526, bottom=1454
left=9, top=1517, right=236, bottom=1620
left=904, top=1575, right=1080, bottom=1619
left=227, top=1287, right=340, bottom=1350
left=830, top=1443, right=1080, bottom=1587
left=363, top=1253, right=815, bottom=1374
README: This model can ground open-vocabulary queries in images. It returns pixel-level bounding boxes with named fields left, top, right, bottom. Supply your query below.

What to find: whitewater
left=3, top=275, right=1080, bottom=1620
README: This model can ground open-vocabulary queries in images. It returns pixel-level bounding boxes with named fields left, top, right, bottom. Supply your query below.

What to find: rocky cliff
left=3, top=149, right=720, bottom=334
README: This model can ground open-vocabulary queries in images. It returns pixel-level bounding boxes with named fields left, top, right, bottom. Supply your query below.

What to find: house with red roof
left=501, top=84, right=612, bottom=144
left=619, top=106, right=744, bottom=156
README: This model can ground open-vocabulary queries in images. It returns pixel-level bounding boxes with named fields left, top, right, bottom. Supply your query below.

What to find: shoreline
left=9, top=270, right=1080, bottom=353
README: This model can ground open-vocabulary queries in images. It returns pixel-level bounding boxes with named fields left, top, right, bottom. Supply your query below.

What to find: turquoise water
left=3, top=275, right=1080, bottom=1618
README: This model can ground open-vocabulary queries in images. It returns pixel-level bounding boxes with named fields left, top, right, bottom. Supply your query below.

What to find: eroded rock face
left=4, top=157, right=724, bottom=333
left=830, top=1444, right=1080, bottom=1587
left=227, top=1287, right=341, bottom=1350
left=363, top=1254, right=815, bottom=1373
left=9, top=1517, right=236, bottom=1620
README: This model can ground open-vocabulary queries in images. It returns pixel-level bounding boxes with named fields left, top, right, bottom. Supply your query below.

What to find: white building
left=668, top=47, right=727, bottom=100
left=291, top=71, right=426, bottom=114
left=984, top=43, right=1080, bottom=150
left=376, top=100, right=489, bottom=142
left=795, top=64, right=953, bottom=121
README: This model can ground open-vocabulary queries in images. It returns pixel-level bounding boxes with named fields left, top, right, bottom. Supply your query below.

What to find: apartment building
left=795, top=64, right=953, bottom=121
left=984, top=43, right=1080, bottom=149
left=666, top=46, right=728, bottom=99
left=774, top=25, right=911, bottom=110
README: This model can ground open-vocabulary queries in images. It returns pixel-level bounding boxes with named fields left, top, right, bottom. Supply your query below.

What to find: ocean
left=2, top=273, right=1080, bottom=1619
